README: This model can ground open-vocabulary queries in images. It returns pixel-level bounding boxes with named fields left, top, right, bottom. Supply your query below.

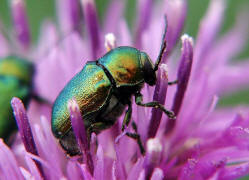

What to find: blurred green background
left=0, top=0, right=249, bottom=108
left=0, top=0, right=249, bottom=179
left=0, top=0, right=249, bottom=102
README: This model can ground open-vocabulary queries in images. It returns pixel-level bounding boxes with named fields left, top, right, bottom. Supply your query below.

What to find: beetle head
left=140, top=52, right=156, bottom=86
left=140, top=16, right=167, bottom=86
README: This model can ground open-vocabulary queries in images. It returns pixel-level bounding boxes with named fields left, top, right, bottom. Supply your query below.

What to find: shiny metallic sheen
left=51, top=19, right=170, bottom=156
left=0, top=56, right=34, bottom=139
left=98, top=47, right=144, bottom=87
left=52, top=62, right=112, bottom=138
left=51, top=46, right=159, bottom=156
left=0, top=56, right=34, bottom=85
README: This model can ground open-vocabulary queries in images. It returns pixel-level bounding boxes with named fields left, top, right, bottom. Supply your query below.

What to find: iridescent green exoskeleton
left=0, top=56, right=34, bottom=140
left=51, top=20, right=176, bottom=156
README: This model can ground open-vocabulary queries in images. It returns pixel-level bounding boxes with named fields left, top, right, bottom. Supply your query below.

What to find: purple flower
left=1, top=0, right=249, bottom=179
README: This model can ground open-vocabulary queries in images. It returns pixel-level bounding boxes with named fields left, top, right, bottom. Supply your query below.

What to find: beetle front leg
left=121, top=101, right=132, bottom=131
left=135, top=92, right=176, bottom=119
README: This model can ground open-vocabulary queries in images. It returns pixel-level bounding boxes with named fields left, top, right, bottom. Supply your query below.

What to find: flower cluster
left=1, top=0, right=249, bottom=179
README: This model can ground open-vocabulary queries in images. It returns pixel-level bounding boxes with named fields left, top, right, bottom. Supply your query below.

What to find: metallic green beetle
left=0, top=56, right=34, bottom=140
left=51, top=22, right=176, bottom=156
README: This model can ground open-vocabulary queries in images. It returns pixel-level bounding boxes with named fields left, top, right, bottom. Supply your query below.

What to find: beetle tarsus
left=165, top=110, right=176, bottom=119
left=168, top=80, right=178, bottom=86
left=126, top=132, right=145, bottom=155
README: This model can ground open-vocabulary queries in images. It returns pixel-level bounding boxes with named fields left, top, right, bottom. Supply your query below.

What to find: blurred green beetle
left=0, top=56, right=34, bottom=140
left=51, top=21, right=176, bottom=156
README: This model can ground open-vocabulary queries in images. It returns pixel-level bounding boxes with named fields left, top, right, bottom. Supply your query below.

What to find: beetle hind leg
left=125, top=121, right=145, bottom=155
left=126, top=132, right=145, bottom=155
left=59, top=129, right=81, bottom=156
left=114, top=102, right=145, bottom=155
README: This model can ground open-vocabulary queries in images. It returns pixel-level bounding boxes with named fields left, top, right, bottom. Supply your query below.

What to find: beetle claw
left=168, top=111, right=176, bottom=119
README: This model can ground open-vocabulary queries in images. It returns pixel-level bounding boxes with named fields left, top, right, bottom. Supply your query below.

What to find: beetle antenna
left=154, top=15, right=168, bottom=72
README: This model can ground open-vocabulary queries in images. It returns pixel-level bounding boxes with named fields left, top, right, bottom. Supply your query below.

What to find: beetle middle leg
left=135, top=92, right=175, bottom=119
left=87, top=121, right=114, bottom=138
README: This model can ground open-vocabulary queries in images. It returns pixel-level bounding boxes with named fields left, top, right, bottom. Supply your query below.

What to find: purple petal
left=205, top=16, right=248, bottom=69
left=11, top=97, right=44, bottom=178
left=32, top=116, right=65, bottom=178
left=112, top=160, right=126, bottom=180
left=164, top=0, right=187, bottom=55
left=214, top=61, right=249, bottom=94
left=24, top=154, right=43, bottom=180
left=25, top=152, right=53, bottom=172
left=104, top=33, right=117, bottom=51
left=197, top=158, right=226, bottom=179
left=127, top=158, right=144, bottom=180
left=141, top=19, right=166, bottom=62
left=79, top=164, right=94, bottom=180
left=144, top=138, right=162, bottom=179
left=151, top=168, right=164, bottom=180
left=148, top=64, right=168, bottom=138
left=56, top=0, right=81, bottom=34
left=181, top=95, right=219, bottom=141
left=118, top=20, right=132, bottom=46
left=68, top=98, right=94, bottom=174
left=114, top=131, right=128, bottom=180
left=11, top=97, right=35, bottom=154
left=172, top=35, right=194, bottom=115
left=0, top=22, right=10, bottom=56
left=193, top=0, right=225, bottom=77
left=0, top=139, right=24, bottom=179
left=11, top=0, right=31, bottom=50
left=19, top=167, right=33, bottom=180
left=199, top=113, right=249, bottom=151
left=180, top=147, right=249, bottom=180
left=137, top=103, right=149, bottom=142
left=135, top=0, right=153, bottom=48
left=163, top=156, right=178, bottom=176
left=138, top=169, right=145, bottom=180
left=90, top=132, right=97, bottom=157
left=165, top=34, right=193, bottom=134
left=94, top=145, right=104, bottom=180
left=218, top=162, right=249, bottom=180
left=81, top=0, right=101, bottom=59
left=179, top=158, right=201, bottom=180
left=33, top=21, right=59, bottom=58
left=67, top=161, right=84, bottom=180
left=104, top=0, right=124, bottom=34
left=169, top=73, right=208, bottom=146
left=35, top=32, right=87, bottom=101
